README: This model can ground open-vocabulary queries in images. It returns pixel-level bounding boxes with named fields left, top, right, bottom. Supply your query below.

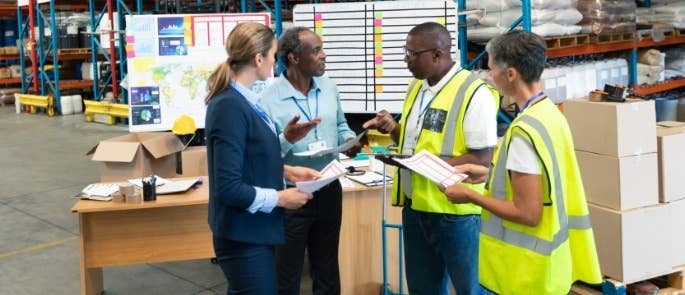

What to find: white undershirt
left=402, top=64, right=498, bottom=155
left=505, top=134, right=541, bottom=175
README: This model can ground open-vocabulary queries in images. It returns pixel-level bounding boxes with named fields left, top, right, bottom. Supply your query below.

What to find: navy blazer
left=205, top=86, right=285, bottom=245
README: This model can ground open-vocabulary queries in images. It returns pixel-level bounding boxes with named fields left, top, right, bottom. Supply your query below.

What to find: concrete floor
left=0, top=106, right=312, bottom=295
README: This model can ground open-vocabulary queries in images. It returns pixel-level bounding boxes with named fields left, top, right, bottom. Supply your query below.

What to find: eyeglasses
left=403, top=46, right=436, bottom=58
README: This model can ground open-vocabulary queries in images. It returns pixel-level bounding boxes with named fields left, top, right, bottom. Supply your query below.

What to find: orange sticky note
left=374, top=34, right=382, bottom=43
left=375, top=69, right=384, bottom=77
left=375, top=85, right=383, bottom=93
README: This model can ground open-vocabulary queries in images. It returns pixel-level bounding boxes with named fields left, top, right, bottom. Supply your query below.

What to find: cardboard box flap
left=657, top=121, right=685, bottom=137
left=90, top=141, right=141, bottom=162
left=140, top=133, right=184, bottom=159
left=657, top=121, right=685, bottom=128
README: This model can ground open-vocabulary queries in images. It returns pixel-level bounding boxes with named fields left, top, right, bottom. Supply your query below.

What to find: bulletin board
left=124, top=13, right=270, bottom=132
left=293, top=1, right=458, bottom=113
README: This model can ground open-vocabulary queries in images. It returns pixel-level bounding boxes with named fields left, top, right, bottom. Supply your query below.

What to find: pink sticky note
left=127, top=50, right=135, bottom=58
left=126, top=35, right=135, bottom=43
left=374, top=19, right=382, bottom=26
left=315, top=13, right=323, bottom=21
left=375, top=56, right=383, bottom=64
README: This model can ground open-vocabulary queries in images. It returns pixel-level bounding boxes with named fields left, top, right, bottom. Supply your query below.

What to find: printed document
left=296, top=160, right=347, bottom=193
left=394, top=150, right=467, bottom=187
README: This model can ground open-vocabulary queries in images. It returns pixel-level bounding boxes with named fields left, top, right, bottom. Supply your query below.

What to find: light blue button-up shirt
left=260, top=73, right=356, bottom=174
left=232, top=80, right=279, bottom=214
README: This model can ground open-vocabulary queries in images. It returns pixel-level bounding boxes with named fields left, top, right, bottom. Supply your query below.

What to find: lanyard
left=291, top=90, right=319, bottom=139
left=521, top=91, right=545, bottom=113
left=248, top=102, right=276, bottom=135
left=415, top=88, right=436, bottom=127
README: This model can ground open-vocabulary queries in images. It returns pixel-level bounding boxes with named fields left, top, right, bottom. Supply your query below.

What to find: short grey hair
left=486, top=30, right=547, bottom=83
left=277, top=27, right=311, bottom=67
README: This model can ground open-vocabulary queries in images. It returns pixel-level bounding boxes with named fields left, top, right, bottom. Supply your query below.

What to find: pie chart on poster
left=140, top=109, right=152, bottom=122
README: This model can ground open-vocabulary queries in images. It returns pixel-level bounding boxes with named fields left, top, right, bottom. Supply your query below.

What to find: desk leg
left=79, top=214, right=103, bottom=295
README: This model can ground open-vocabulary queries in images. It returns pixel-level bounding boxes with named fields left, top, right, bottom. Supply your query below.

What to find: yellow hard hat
left=172, top=115, right=196, bottom=135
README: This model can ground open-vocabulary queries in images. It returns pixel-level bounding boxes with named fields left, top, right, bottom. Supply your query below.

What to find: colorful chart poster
left=294, top=2, right=458, bottom=113
left=125, top=13, right=270, bottom=132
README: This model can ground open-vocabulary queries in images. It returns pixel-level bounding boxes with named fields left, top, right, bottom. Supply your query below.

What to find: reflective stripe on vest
left=401, top=72, right=480, bottom=197
left=482, top=114, right=592, bottom=256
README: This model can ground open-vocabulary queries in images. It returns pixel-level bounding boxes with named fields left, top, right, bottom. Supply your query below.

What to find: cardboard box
left=87, top=133, right=184, bottom=182
left=672, top=199, right=685, bottom=268
left=576, top=151, right=658, bottom=210
left=656, top=122, right=685, bottom=203
left=564, top=98, right=657, bottom=157
left=180, top=146, right=207, bottom=177
left=588, top=203, right=672, bottom=284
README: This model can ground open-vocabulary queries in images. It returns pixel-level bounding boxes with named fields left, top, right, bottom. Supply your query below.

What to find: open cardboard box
left=87, top=132, right=184, bottom=182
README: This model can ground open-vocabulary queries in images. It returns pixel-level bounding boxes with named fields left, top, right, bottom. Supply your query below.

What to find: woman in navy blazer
left=204, top=22, right=319, bottom=295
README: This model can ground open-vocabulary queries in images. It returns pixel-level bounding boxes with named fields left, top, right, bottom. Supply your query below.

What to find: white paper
left=128, top=175, right=171, bottom=187
left=156, top=178, right=202, bottom=195
left=295, top=160, right=347, bottom=193
left=294, top=131, right=366, bottom=157
left=394, top=150, right=467, bottom=187
left=77, top=183, right=120, bottom=201
left=345, top=172, right=392, bottom=187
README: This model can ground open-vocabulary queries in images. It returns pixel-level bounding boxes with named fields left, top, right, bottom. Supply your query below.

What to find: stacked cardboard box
left=565, top=99, right=674, bottom=284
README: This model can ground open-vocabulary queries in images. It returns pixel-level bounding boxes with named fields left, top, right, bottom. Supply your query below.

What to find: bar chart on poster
left=293, top=1, right=458, bottom=114
left=125, top=13, right=270, bottom=132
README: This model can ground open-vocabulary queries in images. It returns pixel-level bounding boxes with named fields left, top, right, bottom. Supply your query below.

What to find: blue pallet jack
left=380, top=162, right=407, bottom=295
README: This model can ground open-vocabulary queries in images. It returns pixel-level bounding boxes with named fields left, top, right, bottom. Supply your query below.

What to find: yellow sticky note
left=436, top=17, right=445, bottom=26
left=132, top=57, right=155, bottom=73
left=315, top=20, right=324, bottom=28
left=375, top=69, right=384, bottom=77
left=375, top=85, right=383, bottom=93
left=184, top=16, right=193, bottom=45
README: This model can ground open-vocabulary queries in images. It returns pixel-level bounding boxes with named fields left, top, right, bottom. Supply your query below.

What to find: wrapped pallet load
left=576, top=0, right=637, bottom=35
left=467, top=0, right=582, bottom=42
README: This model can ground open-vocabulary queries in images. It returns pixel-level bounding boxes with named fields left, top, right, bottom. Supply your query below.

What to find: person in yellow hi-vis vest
left=363, top=22, right=499, bottom=294
left=440, top=30, right=602, bottom=295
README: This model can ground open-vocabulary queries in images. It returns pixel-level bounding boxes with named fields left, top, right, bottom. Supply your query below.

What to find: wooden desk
left=72, top=176, right=404, bottom=295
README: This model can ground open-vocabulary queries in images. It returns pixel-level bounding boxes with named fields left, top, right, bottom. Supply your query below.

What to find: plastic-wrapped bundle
left=532, top=23, right=582, bottom=36
left=466, top=0, right=520, bottom=12
left=576, top=0, right=636, bottom=35
left=478, top=8, right=582, bottom=27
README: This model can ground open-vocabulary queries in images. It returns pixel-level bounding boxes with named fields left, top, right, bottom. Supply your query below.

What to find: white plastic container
left=595, top=60, right=611, bottom=90
left=71, top=94, right=83, bottom=113
left=617, top=59, right=629, bottom=86
left=60, top=95, right=74, bottom=115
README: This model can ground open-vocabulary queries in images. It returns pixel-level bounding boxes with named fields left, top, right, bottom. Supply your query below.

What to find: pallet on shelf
left=545, top=34, right=590, bottom=50
left=676, top=28, right=685, bottom=37
left=57, top=48, right=91, bottom=55
left=637, top=29, right=676, bottom=42
left=590, top=32, right=636, bottom=44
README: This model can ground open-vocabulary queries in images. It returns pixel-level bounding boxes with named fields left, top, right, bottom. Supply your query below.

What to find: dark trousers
left=276, top=180, right=342, bottom=295
left=213, top=236, right=277, bottom=295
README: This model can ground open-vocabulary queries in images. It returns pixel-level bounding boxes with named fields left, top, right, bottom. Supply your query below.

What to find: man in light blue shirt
left=261, top=27, right=360, bottom=295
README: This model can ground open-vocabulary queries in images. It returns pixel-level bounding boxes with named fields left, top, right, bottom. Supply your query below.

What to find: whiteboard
left=125, top=13, right=270, bottom=132
left=294, top=1, right=459, bottom=113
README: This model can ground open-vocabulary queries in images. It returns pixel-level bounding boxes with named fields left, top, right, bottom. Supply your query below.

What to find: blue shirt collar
left=231, top=80, right=261, bottom=106
left=276, top=71, right=321, bottom=101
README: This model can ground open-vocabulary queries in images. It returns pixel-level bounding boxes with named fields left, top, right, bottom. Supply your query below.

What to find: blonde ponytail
left=204, top=22, right=275, bottom=105
left=205, top=62, right=232, bottom=104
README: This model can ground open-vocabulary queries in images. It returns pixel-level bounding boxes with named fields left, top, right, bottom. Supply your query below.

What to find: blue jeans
left=402, top=203, right=483, bottom=295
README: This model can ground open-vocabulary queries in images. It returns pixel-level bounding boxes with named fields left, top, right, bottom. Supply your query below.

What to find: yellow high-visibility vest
left=392, top=69, right=498, bottom=215
left=480, top=98, right=602, bottom=295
